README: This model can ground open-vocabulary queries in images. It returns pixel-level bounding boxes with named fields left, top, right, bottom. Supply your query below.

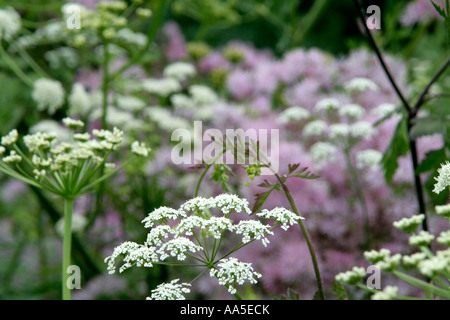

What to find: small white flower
left=210, top=258, right=262, bottom=295
left=303, top=120, right=328, bottom=138
left=115, top=28, right=147, bottom=48
left=142, top=206, right=186, bottom=228
left=433, top=161, right=450, bottom=194
left=171, top=94, right=195, bottom=109
left=131, top=141, right=150, bottom=157
left=234, top=220, right=273, bottom=247
left=68, top=83, right=91, bottom=117
left=435, top=204, right=450, bottom=218
left=142, top=78, right=181, bottom=96
left=393, top=214, right=425, bottom=233
left=163, top=62, right=197, bottom=82
left=437, top=230, right=450, bottom=247
left=338, top=104, right=366, bottom=120
left=116, top=95, right=146, bottom=112
left=314, top=98, right=340, bottom=112
left=63, top=117, right=84, bottom=129
left=74, top=132, right=91, bottom=142
left=205, top=217, right=235, bottom=239
left=402, top=252, right=427, bottom=268
left=1, top=129, right=18, bottom=146
left=344, top=77, right=379, bottom=94
left=328, top=123, right=350, bottom=140
left=370, top=103, right=396, bottom=118
left=409, top=231, right=435, bottom=247
left=335, top=266, right=366, bottom=285
left=356, top=149, right=382, bottom=169
left=175, top=216, right=207, bottom=236
left=0, top=7, right=21, bottom=41
left=147, top=279, right=191, bottom=300
left=32, top=78, right=65, bottom=115
left=257, top=207, right=303, bottom=230
left=310, top=141, right=337, bottom=169
left=371, top=286, right=398, bottom=300
left=189, top=85, right=218, bottom=105
left=277, top=106, right=310, bottom=124
left=158, top=237, right=202, bottom=261
left=214, top=194, right=252, bottom=215
left=2, top=150, right=22, bottom=164
left=418, top=256, right=449, bottom=278
left=349, top=121, right=376, bottom=140
left=104, top=241, right=159, bottom=274
left=146, top=225, right=173, bottom=246
left=375, top=253, right=401, bottom=271
left=364, top=248, right=391, bottom=264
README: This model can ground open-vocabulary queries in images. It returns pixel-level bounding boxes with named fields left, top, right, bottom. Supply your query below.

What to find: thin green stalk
left=273, top=172, right=325, bottom=300
left=62, top=198, right=74, bottom=300
left=0, top=42, right=34, bottom=87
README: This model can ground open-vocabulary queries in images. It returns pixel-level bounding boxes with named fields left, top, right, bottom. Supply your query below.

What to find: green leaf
left=381, top=116, right=410, bottom=183
left=416, top=147, right=447, bottom=174
left=410, top=116, right=444, bottom=140
left=430, top=1, right=447, bottom=18
left=332, top=279, right=349, bottom=300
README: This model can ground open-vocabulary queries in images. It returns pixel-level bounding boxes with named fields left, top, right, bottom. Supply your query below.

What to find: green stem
left=195, top=164, right=212, bottom=197
left=0, top=42, right=34, bottom=87
left=62, top=198, right=74, bottom=300
left=274, top=172, right=325, bottom=300
left=101, top=38, right=110, bottom=130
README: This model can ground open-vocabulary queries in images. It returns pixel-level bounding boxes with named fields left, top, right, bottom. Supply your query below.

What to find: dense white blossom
left=277, top=106, right=310, bottom=124
left=371, top=286, right=398, bottom=300
left=344, top=77, right=379, bottom=93
left=433, top=161, right=450, bottom=194
left=147, top=279, right=191, bottom=300
left=0, top=7, right=21, bottom=41
left=335, top=266, right=366, bottom=285
left=393, top=214, right=425, bottom=233
left=409, top=231, right=435, bottom=247
left=142, top=78, right=181, bottom=96
left=310, top=141, right=337, bottom=169
left=131, top=141, right=151, bottom=157
left=158, top=237, right=202, bottom=261
left=210, top=258, right=262, bottom=294
left=163, top=62, right=196, bottom=81
left=189, top=85, right=219, bottom=105
left=314, top=98, right=340, bottom=112
left=234, top=220, right=273, bottom=247
left=32, top=78, right=65, bottom=115
left=356, top=149, right=382, bottom=169
left=303, top=120, right=328, bottom=138
left=1, top=129, right=18, bottom=146
left=257, top=207, right=303, bottom=230
left=338, top=104, right=366, bottom=120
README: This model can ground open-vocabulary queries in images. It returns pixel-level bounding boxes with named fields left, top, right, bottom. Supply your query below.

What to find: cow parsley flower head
left=303, top=120, right=328, bottom=138
left=393, top=214, right=425, bottom=234
left=402, top=252, right=427, bottom=268
left=335, top=266, right=366, bottom=285
left=1, top=129, right=19, bottom=146
left=310, top=141, right=337, bottom=169
left=257, top=207, right=304, bottom=230
left=338, top=103, right=366, bottom=120
left=328, top=123, right=350, bottom=140
left=409, top=231, right=435, bottom=247
left=32, top=78, right=65, bottom=115
left=131, top=141, right=151, bottom=157
left=210, top=258, right=262, bottom=295
left=68, top=83, right=91, bottom=117
left=435, top=204, right=450, bottom=219
left=344, top=77, right=379, bottom=94
left=371, top=286, right=398, bottom=300
left=433, top=161, right=450, bottom=194
left=356, top=149, right=382, bottom=169
left=234, top=220, right=273, bottom=247
left=147, top=279, right=191, bottom=300
left=349, top=121, right=376, bottom=141
left=142, top=206, right=186, bottom=228
left=189, top=85, right=219, bottom=105
left=314, top=98, right=340, bottom=112
left=158, top=237, right=203, bottom=261
left=163, top=61, right=196, bottom=81
left=364, top=248, right=391, bottom=264
left=142, top=78, right=181, bottom=96
left=277, top=106, right=310, bottom=124
left=0, top=7, right=21, bottom=41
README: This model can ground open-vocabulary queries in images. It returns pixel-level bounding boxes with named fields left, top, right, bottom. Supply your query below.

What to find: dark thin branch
left=411, top=56, right=450, bottom=117
left=353, top=0, right=411, bottom=112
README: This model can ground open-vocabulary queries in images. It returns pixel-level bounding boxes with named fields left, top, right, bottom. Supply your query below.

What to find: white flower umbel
left=147, top=279, right=191, bottom=300
left=418, top=255, right=449, bottom=278
left=376, top=253, right=401, bottom=271
left=344, top=77, right=379, bottom=94
left=356, top=149, right=382, bottom=169
left=68, top=83, right=91, bottom=117
left=146, top=225, right=173, bottom=246
left=338, top=104, right=366, bottom=120
left=1, top=129, right=18, bottom=146
left=131, top=141, right=151, bottom=157
left=393, top=214, right=425, bottom=234
left=0, top=7, right=21, bottom=41
left=370, top=103, right=396, bottom=119
left=189, top=85, right=219, bottom=105
left=303, top=120, right=328, bottom=138
left=328, top=123, right=350, bottom=141
left=409, top=231, right=435, bottom=247
left=433, top=161, right=450, bottom=194
left=349, top=121, right=376, bottom=141
left=234, top=220, right=273, bottom=247
left=310, top=141, right=337, bottom=169
left=175, top=216, right=207, bottom=236
left=163, top=62, right=196, bottom=82
left=437, top=230, right=450, bottom=247
left=257, top=207, right=304, bottom=230
left=204, top=217, right=235, bottom=239
left=32, top=78, right=65, bottom=115
left=214, top=194, right=252, bottom=215
left=314, top=98, right=340, bottom=112
left=371, top=286, right=398, bottom=300
left=402, top=252, right=427, bottom=268
left=142, top=206, right=187, bottom=228
left=335, top=266, right=366, bottom=285
left=171, top=93, right=195, bottom=109
left=435, top=204, right=450, bottom=219
left=364, top=248, right=391, bottom=264
left=105, top=241, right=160, bottom=274
left=277, top=106, right=310, bottom=124
left=141, top=78, right=181, bottom=96
left=210, top=258, right=262, bottom=295
left=158, top=237, right=203, bottom=261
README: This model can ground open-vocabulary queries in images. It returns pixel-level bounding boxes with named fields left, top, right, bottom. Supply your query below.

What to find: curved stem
left=195, top=164, right=212, bottom=197
left=62, top=198, right=74, bottom=300
left=273, top=172, right=325, bottom=300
